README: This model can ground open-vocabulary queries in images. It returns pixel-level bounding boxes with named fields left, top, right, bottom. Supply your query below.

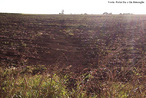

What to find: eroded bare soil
left=0, top=14, right=146, bottom=70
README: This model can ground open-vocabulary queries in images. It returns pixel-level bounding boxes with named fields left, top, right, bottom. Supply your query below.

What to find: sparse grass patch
left=0, top=67, right=69, bottom=97
left=0, top=65, right=145, bottom=98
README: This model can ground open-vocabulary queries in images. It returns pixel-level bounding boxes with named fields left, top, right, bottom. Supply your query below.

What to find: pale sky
left=0, top=0, right=146, bottom=14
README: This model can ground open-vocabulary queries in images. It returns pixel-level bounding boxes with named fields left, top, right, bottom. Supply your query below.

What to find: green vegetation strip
left=0, top=66, right=145, bottom=98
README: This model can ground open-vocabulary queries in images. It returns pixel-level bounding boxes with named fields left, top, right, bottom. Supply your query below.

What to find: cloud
left=0, top=0, right=145, bottom=14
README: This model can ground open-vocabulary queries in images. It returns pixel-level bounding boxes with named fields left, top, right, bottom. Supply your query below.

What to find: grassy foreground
left=0, top=65, right=145, bottom=98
